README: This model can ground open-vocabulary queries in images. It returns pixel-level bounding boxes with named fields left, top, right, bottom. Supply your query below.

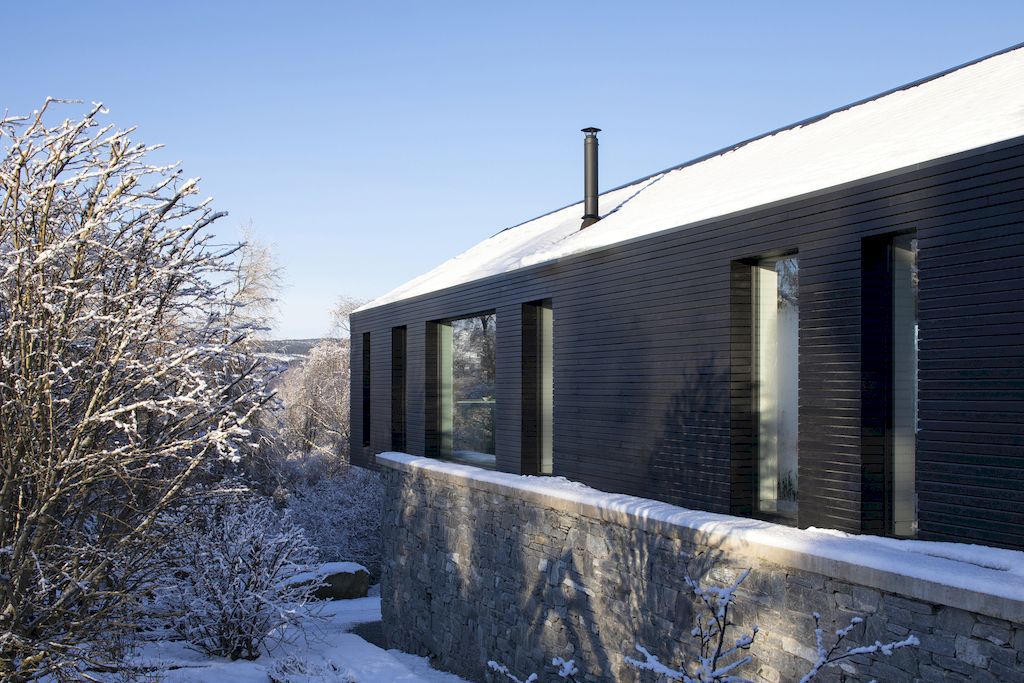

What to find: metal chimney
left=581, top=127, right=601, bottom=228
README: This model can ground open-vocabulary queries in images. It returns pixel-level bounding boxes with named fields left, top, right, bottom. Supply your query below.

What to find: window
left=890, top=235, right=918, bottom=537
left=862, top=234, right=918, bottom=537
left=523, top=300, right=553, bottom=474
left=391, top=326, right=407, bottom=452
left=427, top=313, right=497, bottom=468
left=754, top=256, right=799, bottom=520
left=361, top=332, right=371, bottom=448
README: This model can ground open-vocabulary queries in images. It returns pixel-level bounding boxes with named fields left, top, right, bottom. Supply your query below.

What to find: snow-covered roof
left=360, top=44, right=1024, bottom=312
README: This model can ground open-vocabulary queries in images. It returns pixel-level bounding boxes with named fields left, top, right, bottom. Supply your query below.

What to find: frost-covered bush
left=268, top=654, right=356, bottom=683
left=275, top=448, right=350, bottom=491
left=0, top=101, right=275, bottom=679
left=287, top=466, right=384, bottom=579
left=160, top=495, right=320, bottom=661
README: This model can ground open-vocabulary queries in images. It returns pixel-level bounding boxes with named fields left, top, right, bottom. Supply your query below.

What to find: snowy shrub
left=626, top=568, right=757, bottom=681
left=268, top=654, right=356, bottom=683
left=0, top=101, right=275, bottom=679
left=276, top=448, right=350, bottom=490
left=287, top=466, right=385, bottom=579
left=489, top=657, right=579, bottom=682
left=160, top=495, right=320, bottom=661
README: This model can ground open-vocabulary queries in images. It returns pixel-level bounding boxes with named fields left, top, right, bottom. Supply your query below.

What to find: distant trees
left=0, top=101, right=275, bottom=679
left=276, top=297, right=362, bottom=465
left=452, top=313, right=497, bottom=455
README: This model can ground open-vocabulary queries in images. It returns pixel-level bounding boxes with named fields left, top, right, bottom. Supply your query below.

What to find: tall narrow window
left=754, top=256, right=799, bottom=520
left=862, top=234, right=918, bottom=536
left=427, top=313, right=497, bottom=468
left=451, top=313, right=497, bottom=467
left=361, top=332, right=371, bottom=448
left=523, top=300, right=553, bottom=475
left=391, top=326, right=407, bottom=452
left=891, top=235, right=918, bottom=537
left=425, top=321, right=452, bottom=459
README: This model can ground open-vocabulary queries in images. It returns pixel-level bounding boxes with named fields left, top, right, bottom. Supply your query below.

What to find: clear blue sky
left=5, top=2, right=1023, bottom=337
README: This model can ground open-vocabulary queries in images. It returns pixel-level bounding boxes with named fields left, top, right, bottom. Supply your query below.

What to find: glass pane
left=892, top=236, right=918, bottom=536
left=756, top=257, right=799, bottom=518
left=362, top=332, right=371, bottom=447
left=539, top=303, right=553, bottom=475
left=391, top=326, right=407, bottom=452
left=450, top=313, right=497, bottom=467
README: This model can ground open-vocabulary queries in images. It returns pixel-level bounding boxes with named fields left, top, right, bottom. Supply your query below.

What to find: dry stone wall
left=379, top=455, right=1024, bottom=682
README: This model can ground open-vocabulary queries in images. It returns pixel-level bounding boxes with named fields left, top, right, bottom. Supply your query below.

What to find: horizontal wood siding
left=351, top=136, right=1024, bottom=549
left=495, top=304, right=523, bottom=473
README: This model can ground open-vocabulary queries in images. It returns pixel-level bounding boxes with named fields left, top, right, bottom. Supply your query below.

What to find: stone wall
left=379, top=454, right=1024, bottom=682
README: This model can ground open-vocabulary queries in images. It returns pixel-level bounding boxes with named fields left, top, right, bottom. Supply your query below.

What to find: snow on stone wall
left=378, top=453, right=1024, bottom=682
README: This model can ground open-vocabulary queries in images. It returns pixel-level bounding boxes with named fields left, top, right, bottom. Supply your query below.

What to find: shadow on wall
left=424, top=479, right=738, bottom=682
left=645, top=354, right=732, bottom=513
left=505, top=511, right=742, bottom=682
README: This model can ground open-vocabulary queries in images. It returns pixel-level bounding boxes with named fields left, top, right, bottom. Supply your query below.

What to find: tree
left=0, top=100, right=273, bottom=679
left=277, top=296, right=363, bottom=466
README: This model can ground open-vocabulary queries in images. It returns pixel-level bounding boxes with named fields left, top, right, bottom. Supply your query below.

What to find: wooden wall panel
left=351, top=136, right=1024, bottom=549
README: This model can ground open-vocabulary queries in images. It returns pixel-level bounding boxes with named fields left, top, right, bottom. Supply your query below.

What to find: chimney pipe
left=581, top=127, right=601, bottom=228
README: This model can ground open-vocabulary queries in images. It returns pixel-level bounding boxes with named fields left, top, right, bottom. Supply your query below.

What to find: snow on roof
left=360, top=44, right=1024, bottom=312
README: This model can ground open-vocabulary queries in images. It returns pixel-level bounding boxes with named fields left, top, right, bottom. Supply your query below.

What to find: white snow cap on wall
left=360, top=45, right=1024, bottom=312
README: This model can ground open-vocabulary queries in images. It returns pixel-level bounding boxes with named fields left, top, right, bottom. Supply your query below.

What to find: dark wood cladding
left=351, top=136, right=1024, bottom=550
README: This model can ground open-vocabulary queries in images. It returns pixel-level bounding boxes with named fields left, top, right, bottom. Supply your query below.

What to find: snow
left=283, top=561, right=369, bottom=587
left=377, top=452, right=1024, bottom=611
left=805, top=528, right=1024, bottom=578
left=360, top=45, right=1024, bottom=312
left=127, top=593, right=470, bottom=682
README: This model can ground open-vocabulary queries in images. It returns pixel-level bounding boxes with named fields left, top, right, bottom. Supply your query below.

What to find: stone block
left=916, top=632, right=956, bottom=657
left=785, top=584, right=829, bottom=617
left=919, top=663, right=971, bottom=682
left=936, top=605, right=976, bottom=635
left=972, top=620, right=1012, bottom=646
left=910, top=610, right=937, bottom=630
left=990, top=659, right=1024, bottom=683
left=834, top=584, right=880, bottom=614
left=954, top=634, right=989, bottom=668
left=786, top=571, right=825, bottom=590
left=883, top=594, right=935, bottom=615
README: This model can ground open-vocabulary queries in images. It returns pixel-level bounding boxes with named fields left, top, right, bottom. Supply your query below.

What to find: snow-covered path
left=135, top=594, right=470, bottom=682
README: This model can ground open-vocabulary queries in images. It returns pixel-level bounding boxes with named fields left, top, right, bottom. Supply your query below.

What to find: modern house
left=351, top=44, right=1024, bottom=551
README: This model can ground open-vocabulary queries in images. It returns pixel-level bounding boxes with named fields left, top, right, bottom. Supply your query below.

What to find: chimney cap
left=581, top=127, right=601, bottom=135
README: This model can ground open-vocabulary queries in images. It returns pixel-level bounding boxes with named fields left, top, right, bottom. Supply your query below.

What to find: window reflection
left=755, top=256, right=799, bottom=519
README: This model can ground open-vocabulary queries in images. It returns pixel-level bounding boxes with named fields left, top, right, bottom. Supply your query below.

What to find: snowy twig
left=798, top=613, right=919, bottom=683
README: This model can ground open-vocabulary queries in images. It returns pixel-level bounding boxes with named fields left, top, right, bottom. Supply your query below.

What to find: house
left=351, top=44, right=1024, bottom=551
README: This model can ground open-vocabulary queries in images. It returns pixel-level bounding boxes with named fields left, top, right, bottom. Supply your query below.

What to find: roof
left=359, top=43, right=1024, bottom=313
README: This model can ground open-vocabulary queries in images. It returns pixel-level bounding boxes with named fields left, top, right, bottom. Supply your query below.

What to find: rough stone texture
left=314, top=567, right=370, bottom=600
left=380, top=464, right=1024, bottom=683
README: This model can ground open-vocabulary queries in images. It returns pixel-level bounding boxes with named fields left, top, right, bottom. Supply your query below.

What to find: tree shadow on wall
left=508, top=515, right=732, bottom=682
left=644, top=354, right=733, bottom=514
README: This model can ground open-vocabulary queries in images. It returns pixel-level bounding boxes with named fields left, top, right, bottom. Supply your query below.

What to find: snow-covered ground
left=129, top=588, right=470, bottom=683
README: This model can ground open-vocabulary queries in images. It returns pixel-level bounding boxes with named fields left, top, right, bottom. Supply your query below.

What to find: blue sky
left=5, top=2, right=1023, bottom=337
